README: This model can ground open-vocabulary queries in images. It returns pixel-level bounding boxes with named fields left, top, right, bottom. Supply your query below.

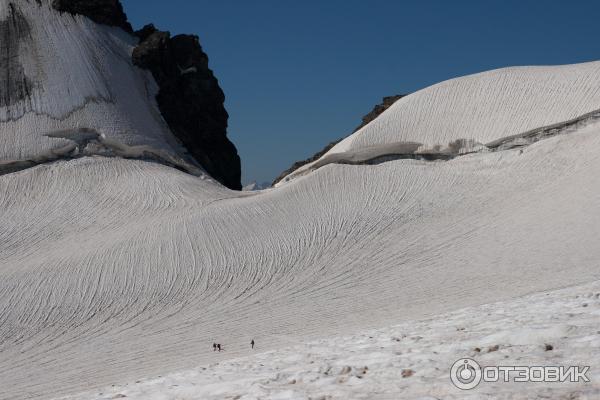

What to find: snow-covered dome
left=332, top=61, right=600, bottom=154
left=276, top=61, right=600, bottom=185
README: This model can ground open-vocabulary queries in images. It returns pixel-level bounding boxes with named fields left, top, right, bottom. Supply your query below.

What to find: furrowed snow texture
left=277, top=60, right=600, bottom=184
left=1, top=2, right=600, bottom=399
left=0, top=1, right=199, bottom=175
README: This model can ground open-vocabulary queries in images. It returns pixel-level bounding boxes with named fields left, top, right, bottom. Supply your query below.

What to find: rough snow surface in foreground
left=59, top=280, right=600, bottom=400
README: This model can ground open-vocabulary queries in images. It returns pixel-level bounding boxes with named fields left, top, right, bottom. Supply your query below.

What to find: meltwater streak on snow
left=0, top=1, right=193, bottom=168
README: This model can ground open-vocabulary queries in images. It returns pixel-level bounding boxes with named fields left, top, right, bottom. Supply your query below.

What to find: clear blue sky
left=122, top=0, right=600, bottom=185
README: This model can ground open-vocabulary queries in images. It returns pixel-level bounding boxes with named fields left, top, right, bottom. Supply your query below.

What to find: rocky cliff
left=132, top=24, right=241, bottom=190
left=50, top=0, right=242, bottom=190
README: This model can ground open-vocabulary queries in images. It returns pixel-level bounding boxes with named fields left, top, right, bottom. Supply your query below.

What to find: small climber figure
left=213, top=343, right=217, bottom=351
left=251, top=339, right=255, bottom=349
left=217, top=343, right=222, bottom=352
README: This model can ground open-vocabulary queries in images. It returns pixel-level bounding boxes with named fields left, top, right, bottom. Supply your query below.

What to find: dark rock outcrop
left=272, top=95, right=404, bottom=186
left=353, top=95, right=404, bottom=132
left=132, top=24, right=241, bottom=190
left=48, top=1, right=242, bottom=190
left=51, top=0, right=133, bottom=32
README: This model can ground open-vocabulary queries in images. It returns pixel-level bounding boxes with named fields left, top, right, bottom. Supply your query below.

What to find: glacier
left=1, top=2, right=600, bottom=399
left=59, top=281, right=600, bottom=400
left=0, top=1, right=200, bottom=176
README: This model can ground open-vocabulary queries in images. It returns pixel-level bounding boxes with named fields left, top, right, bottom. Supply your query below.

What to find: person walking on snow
left=251, top=339, right=255, bottom=349
left=217, top=343, right=222, bottom=352
left=213, top=343, right=217, bottom=351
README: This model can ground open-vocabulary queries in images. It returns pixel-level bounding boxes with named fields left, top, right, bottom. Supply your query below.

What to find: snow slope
left=1, top=7, right=600, bottom=396
left=2, top=115, right=600, bottom=398
left=332, top=61, right=600, bottom=153
left=57, top=280, right=600, bottom=400
left=277, top=61, right=600, bottom=184
left=0, top=1, right=198, bottom=173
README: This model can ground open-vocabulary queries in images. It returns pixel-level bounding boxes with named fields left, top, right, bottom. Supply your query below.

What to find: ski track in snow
left=57, top=280, right=600, bottom=400
left=1, top=3, right=600, bottom=398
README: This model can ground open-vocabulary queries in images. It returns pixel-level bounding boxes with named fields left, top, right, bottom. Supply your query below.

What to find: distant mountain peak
left=242, top=181, right=271, bottom=191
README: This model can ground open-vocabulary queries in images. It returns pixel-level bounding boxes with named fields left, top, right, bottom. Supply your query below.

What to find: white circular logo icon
left=450, top=358, right=482, bottom=390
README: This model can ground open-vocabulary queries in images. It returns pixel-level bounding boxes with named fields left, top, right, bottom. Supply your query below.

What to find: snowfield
left=331, top=61, right=600, bottom=153
left=276, top=61, right=600, bottom=185
left=0, top=2, right=199, bottom=174
left=2, top=118, right=600, bottom=399
left=57, top=280, right=600, bottom=400
left=1, top=2, right=600, bottom=399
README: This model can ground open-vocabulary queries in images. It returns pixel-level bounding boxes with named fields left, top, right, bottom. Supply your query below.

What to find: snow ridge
left=277, top=61, right=600, bottom=185
left=280, top=106, right=600, bottom=183
left=333, top=61, right=600, bottom=153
